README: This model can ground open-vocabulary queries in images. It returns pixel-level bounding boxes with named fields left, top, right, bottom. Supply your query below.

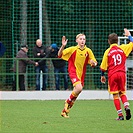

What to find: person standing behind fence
left=12, top=44, right=38, bottom=91
left=49, top=43, right=68, bottom=90
left=0, top=42, right=6, bottom=57
left=100, top=28, right=132, bottom=120
left=32, top=39, right=48, bottom=91
left=58, top=34, right=97, bottom=118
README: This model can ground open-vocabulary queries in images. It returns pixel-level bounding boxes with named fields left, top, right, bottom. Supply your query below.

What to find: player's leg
left=61, top=82, right=82, bottom=118
left=108, top=74, right=124, bottom=120
left=113, top=93, right=124, bottom=120
left=119, top=72, right=131, bottom=120
left=119, top=92, right=131, bottom=120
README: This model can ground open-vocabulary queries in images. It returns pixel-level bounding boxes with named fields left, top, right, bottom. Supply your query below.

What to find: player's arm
left=100, top=70, right=106, bottom=84
left=120, top=28, right=133, bottom=56
left=124, top=28, right=133, bottom=42
left=58, top=36, right=68, bottom=57
left=90, top=60, right=97, bottom=67
left=100, top=58, right=106, bottom=84
left=100, top=51, right=108, bottom=84
left=88, top=49, right=97, bottom=67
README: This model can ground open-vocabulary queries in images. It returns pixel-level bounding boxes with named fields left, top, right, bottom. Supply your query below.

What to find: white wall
left=0, top=90, right=132, bottom=100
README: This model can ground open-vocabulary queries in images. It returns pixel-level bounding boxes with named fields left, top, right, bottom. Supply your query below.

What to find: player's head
left=76, top=33, right=86, bottom=39
left=76, top=33, right=86, bottom=47
left=36, top=39, right=42, bottom=47
left=108, top=33, right=118, bottom=45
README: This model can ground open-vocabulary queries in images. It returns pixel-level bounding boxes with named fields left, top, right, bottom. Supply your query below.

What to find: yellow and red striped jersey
left=59, top=45, right=97, bottom=81
left=100, top=42, right=133, bottom=78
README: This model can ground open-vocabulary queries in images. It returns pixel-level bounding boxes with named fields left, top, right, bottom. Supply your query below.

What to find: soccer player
left=58, top=33, right=97, bottom=118
left=100, top=28, right=132, bottom=120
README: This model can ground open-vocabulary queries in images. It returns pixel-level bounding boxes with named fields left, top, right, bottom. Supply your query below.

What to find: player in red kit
left=100, top=28, right=132, bottom=120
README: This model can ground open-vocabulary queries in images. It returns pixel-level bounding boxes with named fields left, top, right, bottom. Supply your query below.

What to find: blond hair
left=76, top=33, right=85, bottom=39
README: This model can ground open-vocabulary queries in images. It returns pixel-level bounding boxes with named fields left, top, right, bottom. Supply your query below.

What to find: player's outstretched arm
left=58, top=36, right=68, bottom=57
left=124, top=28, right=131, bottom=36
left=62, top=36, right=68, bottom=46
left=124, top=28, right=133, bottom=42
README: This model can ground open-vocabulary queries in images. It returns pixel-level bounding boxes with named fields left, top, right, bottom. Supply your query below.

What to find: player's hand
left=62, top=36, right=68, bottom=46
left=101, top=76, right=106, bottom=84
left=90, top=59, right=97, bottom=67
left=124, top=28, right=131, bottom=37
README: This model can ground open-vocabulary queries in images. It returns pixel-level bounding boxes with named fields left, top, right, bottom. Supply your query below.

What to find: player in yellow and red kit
left=58, top=33, right=97, bottom=118
left=100, top=28, right=132, bottom=120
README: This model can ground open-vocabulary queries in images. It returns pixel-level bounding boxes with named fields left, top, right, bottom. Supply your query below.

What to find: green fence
left=0, top=57, right=104, bottom=91
left=0, top=0, right=133, bottom=91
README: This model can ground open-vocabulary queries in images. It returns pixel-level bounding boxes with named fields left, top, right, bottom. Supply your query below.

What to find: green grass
left=0, top=100, right=133, bottom=133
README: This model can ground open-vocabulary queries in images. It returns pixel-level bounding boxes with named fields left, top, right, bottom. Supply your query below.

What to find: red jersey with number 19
left=59, top=45, right=97, bottom=86
left=100, top=43, right=133, bottom=78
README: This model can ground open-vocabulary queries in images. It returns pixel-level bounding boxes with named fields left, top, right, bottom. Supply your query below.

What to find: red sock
left=114, top=98, right=123, bottom=116
left=62, top=108, right=65, bottom=112
left=66, top=91, right=78, bottom=104
left=120, top=94, right=129, bottom=108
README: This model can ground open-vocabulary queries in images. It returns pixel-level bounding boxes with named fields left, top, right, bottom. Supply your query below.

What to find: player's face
left=76, top=35, right=86, bottom=47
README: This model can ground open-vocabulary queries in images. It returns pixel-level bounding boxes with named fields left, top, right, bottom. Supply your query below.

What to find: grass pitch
left=0, top=100, right=132, bottom=133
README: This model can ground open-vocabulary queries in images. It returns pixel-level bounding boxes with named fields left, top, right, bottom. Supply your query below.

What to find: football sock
left=66, top=91, right=78, bottom=106
left=62, top=108, right=66, bottom=113
left=62, top=91, right=78, bottom=113
left=114, top=98, right=123, bottom=116
left=120, top=94, right=129, bottom=108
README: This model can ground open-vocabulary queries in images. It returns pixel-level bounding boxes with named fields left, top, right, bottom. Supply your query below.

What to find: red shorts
left=108, top=72, right=126, bottom=94
left=69, top=73, right=84, bottom=87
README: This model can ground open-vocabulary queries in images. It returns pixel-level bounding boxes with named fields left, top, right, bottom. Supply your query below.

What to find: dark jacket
left=32, top=45, right=47, bottom=66
left=49, top=47, right=66, bottom=68
left=13, top=49, right=35, bottom=73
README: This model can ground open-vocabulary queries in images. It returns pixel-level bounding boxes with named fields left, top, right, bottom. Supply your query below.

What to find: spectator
left=49, top=43, right=68, bottom=90
left=0, top=42, right=6, bottom=57
left=12, top=44, right=38, bottom=91
left=32, top=39, right=48, bottom=91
